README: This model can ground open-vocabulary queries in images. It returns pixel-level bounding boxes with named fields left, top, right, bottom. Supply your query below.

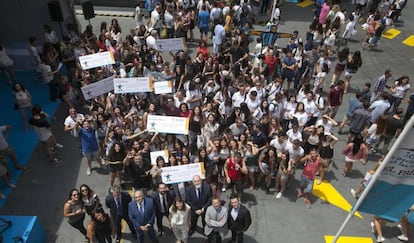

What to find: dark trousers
left=156, top=212, right=168, bottom=232
left=136, top=226, right=158, bottom=243
left=231, top=230, right=244, bottom=243
left=96, top=232, right=112, bottom=243
left=114, top=215, right=136, bottom=240
left=68, top=217, right=87, bottom=236
left=190, top=210, right=205, bottom=231
left=207, top=231, right=222, bottom=243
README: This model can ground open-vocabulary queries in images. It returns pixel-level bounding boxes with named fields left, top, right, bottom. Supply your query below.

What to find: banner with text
left=81, top=76, right=114, bottom=100
left=153, top=81, right=173, bottom=94
left=150, top=150, right=169, bottom=165
left=155, top=38, right=186, bottom=51
left=358, top=127, right=414, bottom=222
left=79, top=51, right=115, bottom=70
left=146, top=115, right=189, bottom=135
left=113, top=77, right=152, bottom=94
left=161, top=163, right=205, bottom=184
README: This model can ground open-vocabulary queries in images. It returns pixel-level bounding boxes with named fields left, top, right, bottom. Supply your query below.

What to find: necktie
left=139, top=203, right=144, bottom=214
left=162, top=195, right=167, bottom=213
left=196, top=188, right=201, bottom=199
left=116, top=197, right=122, bottom=216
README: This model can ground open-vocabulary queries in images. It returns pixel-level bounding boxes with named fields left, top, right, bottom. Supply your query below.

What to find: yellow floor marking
left=297, top=0, right=314, bottom=8
left=402, top=35, right=414, bottom=47
left=382, top=28, right=401, bottom=39
left=324, top=235, right=373, bottom=243
left=313, top=180, right=363, bottom=219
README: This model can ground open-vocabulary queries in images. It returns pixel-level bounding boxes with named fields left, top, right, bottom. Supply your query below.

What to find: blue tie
left=116, top=197, right=122, bottom=216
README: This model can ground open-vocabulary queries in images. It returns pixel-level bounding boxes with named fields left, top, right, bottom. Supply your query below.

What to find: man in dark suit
left=185, top=175, right=213, bottom=236
left=150, top=182, right=176, bottom=237
left=128, top=190, right=159, bottom=243
left=105, top=185, right=137, bottom=243
left=227, top=195, right=251, bottom=243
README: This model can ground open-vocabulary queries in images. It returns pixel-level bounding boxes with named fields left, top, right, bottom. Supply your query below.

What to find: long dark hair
left=68, top=188, right=79, bottom=200
left=170, top=197, right=187, bottom=213
left=352, top=134, right=363, bottom=155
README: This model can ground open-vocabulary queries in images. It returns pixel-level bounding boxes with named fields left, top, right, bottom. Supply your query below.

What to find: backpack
left=240, top=4, right=249, bottom=18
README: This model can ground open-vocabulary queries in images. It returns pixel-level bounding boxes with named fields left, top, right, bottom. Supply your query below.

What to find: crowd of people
left=0, top=0, right=412, bottom=241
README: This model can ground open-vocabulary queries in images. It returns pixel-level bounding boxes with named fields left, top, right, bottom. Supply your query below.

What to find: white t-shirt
left=64, top=113, right=85, bottom=137
left=393, top=83, right=411, bottom=98
left=232, top=91, right=247, bottom=108
left=270, top=137, right=289, bottom=154
left=287, top=144, right=305, bottom=162
left=246, top=97, right=261, bottom=112
left=39, top=63, right=53, bottom=83
left=286, top=129, right=303, bottom=142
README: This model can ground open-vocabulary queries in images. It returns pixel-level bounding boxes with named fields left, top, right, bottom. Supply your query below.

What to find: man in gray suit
left=204, top=197, right=228, bottom=243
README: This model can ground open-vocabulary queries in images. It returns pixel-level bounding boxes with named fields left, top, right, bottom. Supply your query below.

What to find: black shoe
left=189, top=230, right=195, bottom=236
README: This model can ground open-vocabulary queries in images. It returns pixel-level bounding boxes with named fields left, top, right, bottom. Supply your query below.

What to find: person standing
left=76, top=120, right=100, bottom=176
left=12, top=83, right=32, bottom=132
left=227, top=195, right=252, bottom=243
left=213, top=21, right=225, bottom=55
left=63, top=189, right=88, bottom=242
left=198, top=5, right=210, bottom=42
left=105, top=185, right=137, bottom=242
left=150, top=182, right=176, bottom=237
left=297, top=149, right=327, bottom=208
left=224, top=152, right=248, bottom=200
left=64, top=107, right=85, bottom=137
left=371, top=69, right=393, bottom=103
left=0, top=44, right=16, bottom=84
left=204, top=197, right=228, bottom=243
left=0, top=125, right=25, bottom=170
left=327, top=80, right=345, bottom=119
left=186, top=175, right=213, bottom=236
left=128, top=190, right=159, bottom=243
left=342, top=134, right=368, bottom=177
left=168, top=197, right=191, bottom=243
left=373, top=108, right=404, bottom=155
left=29, top=105, right=63, bottom=164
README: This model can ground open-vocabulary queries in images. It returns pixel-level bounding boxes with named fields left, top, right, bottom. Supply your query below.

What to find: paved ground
left=1, top=1, right=413, bottom=243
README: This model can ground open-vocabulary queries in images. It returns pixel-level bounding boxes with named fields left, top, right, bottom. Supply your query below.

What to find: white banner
left=161, top=163, right=205, bottom=184
left=113, top=77, right=152, bottom=94
left=153, top=81, right=173, bottom=94
left=81, top=76, right=114, bottom=100
left=147, top=115, right=189, bottom=135
left=79, top=51, right=115, bottom=70
left=150, top=150, right=169, bottom=165
left=155, top=38, right=186, bottom=51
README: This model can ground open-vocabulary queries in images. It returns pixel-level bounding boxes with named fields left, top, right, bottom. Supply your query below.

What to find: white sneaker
left=55, top=143, right=64, bottom=149
left=350, top=189, right=357, bottom=198
left=53, top=158, right=62, bottom=163
left=221, top=187, right=226, bottom=192
left=376, top=236, right=385, bottom=242
left=397, top=235, right=408, bottom=241
left=86, top=167, right=91, bottom=176
left=276, top=192, right=283, bottom=199
left=371, top=221, right=375, bottom=233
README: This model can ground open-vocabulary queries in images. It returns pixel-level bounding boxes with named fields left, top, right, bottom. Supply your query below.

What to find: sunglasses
left=81, top=189, right=88, bottom=192
left=72, top=193, right=79, bottom=196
